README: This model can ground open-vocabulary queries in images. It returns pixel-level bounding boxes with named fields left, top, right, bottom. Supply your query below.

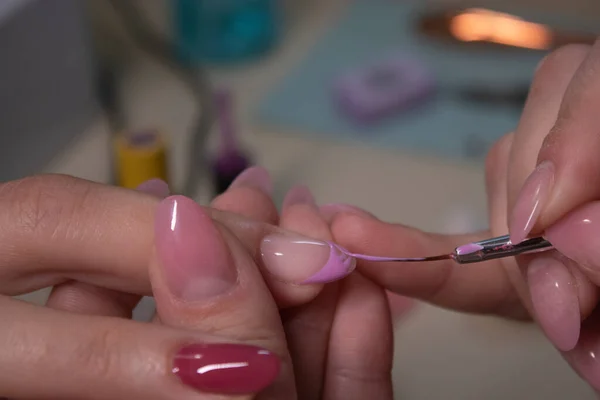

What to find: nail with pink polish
left=545, top=201, right=600, bottom=270
left=528, top=257, right=580, bottom=351
left=509, top=161, right=555, bottom=244
left=260, top=234, right=356, bottom=284
left=155, top=196, right=237, bottom=301
left=282, top=185, right=316, bottom=209
left=229, top=166, right=273, bottom=195
left=137, top=178, right=170, bottom=198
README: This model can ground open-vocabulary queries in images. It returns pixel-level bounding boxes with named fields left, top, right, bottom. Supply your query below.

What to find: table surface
left=24, top=0, right=597, bottom=398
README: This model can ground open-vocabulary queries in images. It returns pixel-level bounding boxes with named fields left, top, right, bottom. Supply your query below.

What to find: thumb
left=330, top=213, right=525, bottom=318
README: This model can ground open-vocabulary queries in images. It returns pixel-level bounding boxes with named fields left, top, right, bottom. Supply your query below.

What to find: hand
left=208, top=168, right=396, bottom=399
left=1, top=172, right=394, bottom=399
left=327, top=41, right=600, bottom=392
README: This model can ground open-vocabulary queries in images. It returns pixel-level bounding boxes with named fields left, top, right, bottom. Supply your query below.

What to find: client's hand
left=2, top=172, right=392, bottom=399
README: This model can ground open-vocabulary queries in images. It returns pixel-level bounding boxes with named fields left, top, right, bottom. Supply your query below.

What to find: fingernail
left=173, top=343, right=280, bottom=395
left=528, top=257, right=580, bottom=351
left=545, top=202, right=600, bottom=271
left=319, top=203, right=377, bottom=221
left=155, top=196, right=237, bottom=301
left=260, top=234, right=356, bottom=284
left=564, top=319, right=600, bottom=391
left=509, top=161, right=554, bottom=244
left=137, top=179, right=170, bottom=198
left=229, top=166, right=273, bottom=195
left=282, top=185, right=316, bottom=209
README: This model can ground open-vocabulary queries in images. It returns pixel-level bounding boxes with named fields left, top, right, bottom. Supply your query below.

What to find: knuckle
left=528, top=44, right=590, bottom=103
left=75, top=325, right=124, bottom=381
left=534, top=44, right=590, bottom=78
left=0, top=174, right=96, bottom=241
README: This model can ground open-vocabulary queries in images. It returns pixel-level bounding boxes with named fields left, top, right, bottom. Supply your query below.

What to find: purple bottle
left=211, top=89, right=251, bottom=194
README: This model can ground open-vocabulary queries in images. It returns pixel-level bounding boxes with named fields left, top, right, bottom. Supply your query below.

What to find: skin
left=0, top=172, right=394, bottom=399
left=330, top=41, right=600, bottom=392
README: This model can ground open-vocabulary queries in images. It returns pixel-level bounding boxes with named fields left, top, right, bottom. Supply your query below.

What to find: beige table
left=31, top=0, right=597, bottom=398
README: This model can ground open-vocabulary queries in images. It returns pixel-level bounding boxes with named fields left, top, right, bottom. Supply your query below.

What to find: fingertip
left=282, top=185, right=316, bottom=210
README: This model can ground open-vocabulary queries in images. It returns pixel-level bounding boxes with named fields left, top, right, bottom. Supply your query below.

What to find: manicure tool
left=354, top=235, right=553, bottom=265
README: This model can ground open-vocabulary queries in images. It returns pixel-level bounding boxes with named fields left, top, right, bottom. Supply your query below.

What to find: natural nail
left=528, top=257, right=580, bottom=351
left=260, top=234, right=356, bottom=284
left=282, top=185, right=316, bottom=209
left=173, top=343, right=280, bottom=395
left=229, top=166, right=273, bottom=194
left=509, top=161, right=554, bottom=244
left=137, top=178, right=170, bottom=198
left=155, top=196, right=237, bottom=301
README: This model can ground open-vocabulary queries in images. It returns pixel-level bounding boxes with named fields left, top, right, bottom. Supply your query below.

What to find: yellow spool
left=114, top=130, right=169, bottom=189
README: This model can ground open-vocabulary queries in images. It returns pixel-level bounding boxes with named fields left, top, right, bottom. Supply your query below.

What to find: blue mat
left=257, top=0, right=546, bottom=161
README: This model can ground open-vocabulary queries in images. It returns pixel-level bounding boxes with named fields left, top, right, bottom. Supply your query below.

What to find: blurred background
left=3, top=0, right=600, bottom=398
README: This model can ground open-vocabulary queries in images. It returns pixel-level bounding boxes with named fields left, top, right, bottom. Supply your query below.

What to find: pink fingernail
left=260, top=235, right=355, bottom=284
left=137, top=179, right=170, bottom=198
left=319, top=203, right=376, bottom=221
left=564, top=319, right=600, bottom=391
left=509, top=161, right=554, bottom=244
left=155, top=196, right=237, bottom=301
left=528, top=257, right=580, bottom=351
left=282, top=185, right=316, bottom=209
left=545, top=202, right=600, bottom=271
left=229, top=166, right=273, bottom=195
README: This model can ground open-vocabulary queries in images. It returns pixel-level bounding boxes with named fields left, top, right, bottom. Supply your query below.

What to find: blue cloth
left=257, top=0, right=545, bottom=161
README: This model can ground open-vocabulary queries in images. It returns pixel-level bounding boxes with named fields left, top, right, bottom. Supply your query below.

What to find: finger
left=506, top=43, right=591, bottom=242
left=211, top=166, right=279, bottom=224
left=322, top=273, right=394, bottom=400
left=320, top=203, right=416, bottom=322
left=0, top=296, right=281, bottom=399
left=0, top=174, right=351, bottom=297
left=330, top=213, right=521, bottom=317
left=266, top=185, right=338, bottom=307
left=500, top=44, right=598, bottom=351
left=46, top=179, right=170, bottom=317
left=563, top=309, right=600, bottom=392
left=149, top=195, right=296, bottom=398
left=278, top=185, right=339, bottom=398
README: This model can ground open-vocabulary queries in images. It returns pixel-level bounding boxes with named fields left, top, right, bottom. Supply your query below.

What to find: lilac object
left=455, top=243, right=484, bottom=255
left=333, top=56, right=436, bottom=123
left=301, top=242, right=357, bottom=284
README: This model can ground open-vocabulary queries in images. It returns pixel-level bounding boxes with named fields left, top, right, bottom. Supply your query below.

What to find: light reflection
left=170, top=200, right=178, bottom=231
left=197, top=362, right=249, bottom=375
left=449, top=8, right=552, bottom=50
left=583, top=219, right=591, bottom=224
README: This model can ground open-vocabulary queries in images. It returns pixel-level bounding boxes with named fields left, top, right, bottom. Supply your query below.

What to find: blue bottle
left=173, top=0, right=280, bottom=64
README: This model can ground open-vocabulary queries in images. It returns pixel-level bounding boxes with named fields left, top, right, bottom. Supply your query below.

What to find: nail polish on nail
left=545, top=202, right=600, bottom=271
left=260, top=234, right=356, bottom=284
left=509, top=161, right=555, bottom=244
left=563, top=318, right=600, bottom=392
left=155, top=196, right=237, bottom=301
left=137, top=179, right=170, bottom=198
left=282, top=185, right=316, bottom=209
left=173, top=343, right=280, bottom=395
left=528, top=257, right=580, bottom=351
left=229, top=166, right=273, bottom=194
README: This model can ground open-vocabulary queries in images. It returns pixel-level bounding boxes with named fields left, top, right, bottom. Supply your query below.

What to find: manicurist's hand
left=328, top=40, right=600, bottom=392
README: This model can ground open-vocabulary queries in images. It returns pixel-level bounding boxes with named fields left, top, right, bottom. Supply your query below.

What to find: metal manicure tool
left=352, top=235, right=553, bottom=265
